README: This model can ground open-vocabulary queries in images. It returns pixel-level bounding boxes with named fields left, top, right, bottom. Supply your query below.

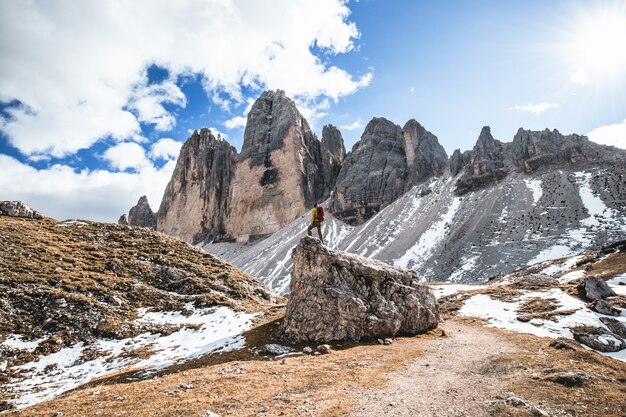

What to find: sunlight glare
left=572, top=7, right=626, bottom=78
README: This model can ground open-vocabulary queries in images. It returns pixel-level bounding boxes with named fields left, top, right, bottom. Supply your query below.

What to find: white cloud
left=103, top=142, right=152, bottom=171
left=586, top=119, right=626, bottom=149
left=207, top=127, right=228, bottom=140
left=127, top=81, right=186, bottom=131
left=569, top=69, right=591, bottom=85
left=0, top=0, right=371, bottom=158
left=0, top=155, right=175, bottom=222
left=512, top=102, right=560, bottom=116
left=150, top=138, right=182, bottom=160
left=224, top=116, right=247, bottom=130
left=224, top=97, right=256, bottom=130
left=340, top=118, right=364, bottom=131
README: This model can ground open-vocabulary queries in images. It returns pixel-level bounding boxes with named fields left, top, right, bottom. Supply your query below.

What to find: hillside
left=0, top=213, right=276, bottom=411
left=206, top=165, right=626, bottom=290
left=9, top=240, right=626, bottom=417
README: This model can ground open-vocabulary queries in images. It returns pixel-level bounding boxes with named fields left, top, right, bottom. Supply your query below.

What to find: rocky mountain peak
left=402, top=119, right=448, bottom=186
left=239, top=89, right=305, bottom=166
left=330, top=117, right=407, bottom=225
left=124, top=195, right=156, bottom=229
left=157, top=128, right=237, bottom=244
left=321, top=124, right=346, bottom=161
left=320, top=124, right=346, bottom=196
left=226, top=90, right=325, bottom=241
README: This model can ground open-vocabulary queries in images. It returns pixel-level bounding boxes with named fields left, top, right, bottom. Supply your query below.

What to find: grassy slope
left=0, top=215, right=274, bottom=359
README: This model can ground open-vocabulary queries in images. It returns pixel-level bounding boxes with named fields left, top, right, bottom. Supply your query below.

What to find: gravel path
left=353, top=321, right=518, bottom=417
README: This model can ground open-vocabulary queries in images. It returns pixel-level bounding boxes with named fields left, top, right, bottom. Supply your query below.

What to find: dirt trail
left=353, top=321, right=518, bottom=417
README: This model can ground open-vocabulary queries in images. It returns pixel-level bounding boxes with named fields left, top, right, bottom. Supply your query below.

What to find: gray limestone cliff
left=454, top=126, right=626, bottom=194
left=402, top=119, right=448, bottom=189
left=282, top=237, right=439, bottom=342
left=157, top=129, right=236, bottom=244
left=226, top=90, right=325, bottom=241
left=320, top=124, right=346, bottom=197
left=330, top=117, right=448, bottom=225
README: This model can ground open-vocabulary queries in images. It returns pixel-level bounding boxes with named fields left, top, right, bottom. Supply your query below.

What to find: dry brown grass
left=17, top=308, right=438, bottom=417
left=0, top=215, right=278, bottom=370
left=14, top=316, right=626, bottom=417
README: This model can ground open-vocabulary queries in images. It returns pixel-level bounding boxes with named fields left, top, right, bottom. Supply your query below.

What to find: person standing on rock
left=307, top=203, right=325, bottom=244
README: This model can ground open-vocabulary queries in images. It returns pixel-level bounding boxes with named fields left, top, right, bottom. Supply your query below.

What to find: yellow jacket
left=310, top=207, right=323, bottom=224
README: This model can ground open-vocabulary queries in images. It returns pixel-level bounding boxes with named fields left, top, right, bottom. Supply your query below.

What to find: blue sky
left=1, top=0, right=626, bottom=221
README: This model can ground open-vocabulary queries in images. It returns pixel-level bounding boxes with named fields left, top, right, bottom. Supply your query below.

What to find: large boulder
left=579, top=276, right=615, bottom=301
left=282, top=237, right=439, bottom=342
left=0, top=201, right=43, bottom=219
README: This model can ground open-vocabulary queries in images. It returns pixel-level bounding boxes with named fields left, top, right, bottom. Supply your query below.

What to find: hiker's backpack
left=317, top=206, right=325, bottom=222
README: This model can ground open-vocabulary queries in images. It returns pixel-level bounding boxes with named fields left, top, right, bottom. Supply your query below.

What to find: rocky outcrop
left=509, top=128, right=609, bottom=173
left=320, top=124, right=346, bottom=197
left=0, top=201, right=43, bottom=219
left=226, top=90, right=325, bottom=241
left=122, top=196, right=156, bottom=229
left=455, top=126, right=508, bottom=194
left=118, top=214, right=129, bottom=225
left=450, top=149, right=471, bottom=177
left=282, top=237, right=439, bottom=342
left=157, top=128, right=237, bottom=244
left=454, top=127, right=626, bottom=194
left=402, top=119, right=448, bottom=188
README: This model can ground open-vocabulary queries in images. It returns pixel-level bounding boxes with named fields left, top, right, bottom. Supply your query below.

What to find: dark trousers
left=307, top=220, right=324, bottom=243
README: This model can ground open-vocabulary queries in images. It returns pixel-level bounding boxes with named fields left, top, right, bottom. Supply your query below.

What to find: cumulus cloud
left=512, top=102, right=560, bottom=116
left=127, top=81, right=187, bottom=131
left=103, top=142, right=152, bottom=171
left=0, top=154, right=175, bottom=222
left=586, top=119, right=626, bottom=149
left=150, top=138, right=182, bottom=160
left=0, top=0, right=370, bottom=158
left=340, top=118, right=364, bottom=131
left=224, top=116, right=247, bottom=130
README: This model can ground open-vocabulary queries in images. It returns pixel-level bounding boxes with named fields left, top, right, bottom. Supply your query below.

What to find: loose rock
left=579, top=276, right=615, bottom=300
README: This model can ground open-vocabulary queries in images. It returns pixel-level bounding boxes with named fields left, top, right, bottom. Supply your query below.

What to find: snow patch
left=4, top=306, right=255, bottom=410
left=394, top=197, right=462, bottom=269
left=524, top=178, right=543, bottom=205
left=458, top=288, right=626, bottom=361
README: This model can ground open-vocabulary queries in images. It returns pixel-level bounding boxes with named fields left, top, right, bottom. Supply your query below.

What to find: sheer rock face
left=402, top=119, right=448, bottom=189
left=330, top=118, right=448, bottom=225
left=157, top=129, right=236, bottom=244
left=124, top=196, right=156, bottom=229
left=226, top=90, right=325, bottom=241
left=0, top=201, right=43, bottom=219
left=282, top=237, right=439, bottom=342
left=320, top=124, right=346, bottom=197
left=330, top=118, right=407, bottom=225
